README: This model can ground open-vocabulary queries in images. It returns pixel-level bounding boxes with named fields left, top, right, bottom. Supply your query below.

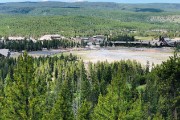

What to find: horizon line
left=0, top=1, right=180, bottom=4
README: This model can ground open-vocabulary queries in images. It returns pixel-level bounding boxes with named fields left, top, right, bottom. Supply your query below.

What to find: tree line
left=0, top=40, right=83, bottom=51
left=0, top=52, right=179, bottom=119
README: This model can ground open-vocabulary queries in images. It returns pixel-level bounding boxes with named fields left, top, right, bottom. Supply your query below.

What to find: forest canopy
left=0, top=2, right=180, bottom=119
left=0, top=52, right=179, bottom=119
left=0, top=2, right=180, bottom=38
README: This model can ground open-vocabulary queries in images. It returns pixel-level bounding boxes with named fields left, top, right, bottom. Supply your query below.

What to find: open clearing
left=11, top=47, right=175, bottom=68
left=63, top=47, right=175, bottom=68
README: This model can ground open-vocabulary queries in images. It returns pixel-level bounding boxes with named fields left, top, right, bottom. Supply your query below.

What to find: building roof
left=8, top=36, right=25, bottom=40
left=39, top=34, right=61, bottom=40
left=0, top=49, right=10, bottom=57
left=93, top=35, right=106, bottom=38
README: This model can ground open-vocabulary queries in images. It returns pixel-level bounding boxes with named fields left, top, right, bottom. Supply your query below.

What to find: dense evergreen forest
left=0, top=2, right=179, bottom=119
left=0, top=2, right=180, bottom=37
left=0, top=52, right=179, bottom=119
left=0, top=15, right=179, bottom=38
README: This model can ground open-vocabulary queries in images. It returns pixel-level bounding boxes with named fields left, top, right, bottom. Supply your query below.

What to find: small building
left=164, top=38, right=171, bottom=42
left=93, top=35, right=106, bottom=42
left=162, top=37, right=180, bottom=47
left=0, top=49, right=10, bottom=57
left=39, top=34, right=62, bottom=41
left=81, top=37, right=89, bottom=42
left=8, top=36, right=25, bottom=41
left=71, top=37, right=82, bottom=43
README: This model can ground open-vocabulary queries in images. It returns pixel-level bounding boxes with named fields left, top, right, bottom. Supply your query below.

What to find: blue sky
left=1, top=0, right=180, bottom=3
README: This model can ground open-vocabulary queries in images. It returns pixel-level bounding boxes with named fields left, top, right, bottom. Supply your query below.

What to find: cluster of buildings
left=1, top=34, right=180, bottom=58
left=0, top=34, right=107, bottom=57
left=0, top=34, right=107, bottom=42
left=0, top=34, right=107, bottom=47
left=72, top=35, right=107, bottom=47
left=39, top=34, right=66, bottom=41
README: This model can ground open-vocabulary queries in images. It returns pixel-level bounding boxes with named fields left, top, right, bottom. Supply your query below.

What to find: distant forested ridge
left=0, top=2, right=180, bottom=37
left=0, top=2, right=180, bottom=14
left=0, top=52, right=179, bottom=119
left=0, top=15, right=179, bottom=38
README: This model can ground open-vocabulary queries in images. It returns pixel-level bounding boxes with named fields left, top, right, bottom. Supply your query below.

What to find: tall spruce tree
left=50, top=80, right=74, bottom=120
left=156, top=53, right=180, bottom=120
left=3, top=52, right=37, bottom=120
left=77, top=99, right=92, bottom=120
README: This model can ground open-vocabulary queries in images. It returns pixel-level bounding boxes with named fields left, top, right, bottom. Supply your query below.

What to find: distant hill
left=0, top=2, right=179, bottom=37
left=0, top=2, right=180, bottom=15
left=0, top=2, right=180, bottom=23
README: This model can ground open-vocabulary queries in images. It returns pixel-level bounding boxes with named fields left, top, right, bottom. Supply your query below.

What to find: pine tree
left=3, top=52, right=37, bottom=120
left=152, top=112, right=164, bottom=120
left=156, top=53, right=180, bottom=119
left=79, top=61, right=91, bottom=101
left=50, top=80, right=74, bottom=120
left=121, top=98, right=143, bottom=120
left=77, top=99, right=92, bottom=120
left=92, top=74, right=128, bottom=120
